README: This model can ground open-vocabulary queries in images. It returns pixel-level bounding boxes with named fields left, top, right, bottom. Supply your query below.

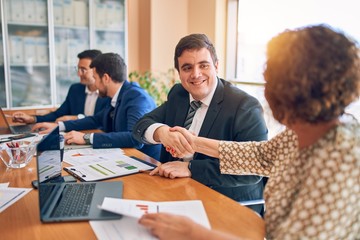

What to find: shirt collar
left=85, top=86, right=98, bottom=95
left=111, top=84, right=123, bottom=107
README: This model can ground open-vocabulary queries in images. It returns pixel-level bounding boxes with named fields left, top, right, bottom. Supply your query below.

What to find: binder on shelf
left=36, top=37, right=49, bottom=64
left=66, top=39, right=86, bottom=65
left=95, top=1, right=107, bottom=28
left=66, top=39, right=75, bottom=65
left=10, top=0, right=24, bottom=22
left=112, top=1, right=124, bottom=30
left=9, top=35, right=24, bottom=64
left=24, top=0, right=36, bottom=23
left=74, top=0, right=88, bottom=27
left=55, top=38, right=66, bottom=65
left=35, top=0, right=47, bottom=24
left=53, top=0, right=63, bottom=25
left=106, top=2, right=116, bottom=28
left=23, top=37, right=37, bottom=64
left=63, top=0, right=74, bottom=26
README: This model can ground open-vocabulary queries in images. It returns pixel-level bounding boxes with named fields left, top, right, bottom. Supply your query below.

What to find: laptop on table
left=36, top=126, right=123, bottom=222
left=0, top=107, right=34, bottom=134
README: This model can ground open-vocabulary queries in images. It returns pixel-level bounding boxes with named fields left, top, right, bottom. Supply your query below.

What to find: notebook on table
left=36, top=126, right=123, bottom=222
left=0, top=107, right=34, bottom=134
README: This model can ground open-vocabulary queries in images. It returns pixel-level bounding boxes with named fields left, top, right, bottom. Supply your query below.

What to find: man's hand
left=56, top=115, right=78, bottom=122
left=167, top=126, right=197, bottom=157
left=12, top=112, right=36, bottom=124
left=149, top=161, right=191, bottom=179
left=64, top=131, right=86, bottom=145
left=31, top=122, right=58, bottom=134
left=154, top=126, right=193, bottom=158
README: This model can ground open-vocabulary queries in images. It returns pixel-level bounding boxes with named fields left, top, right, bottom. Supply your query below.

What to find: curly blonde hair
left=264, top=24, right=360, bottom=124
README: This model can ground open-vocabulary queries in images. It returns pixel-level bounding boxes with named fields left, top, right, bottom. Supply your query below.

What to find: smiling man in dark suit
left=132, top=34, right=268, bottom=214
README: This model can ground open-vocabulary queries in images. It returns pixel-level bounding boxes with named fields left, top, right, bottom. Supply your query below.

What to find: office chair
left=239, top=177, right=267, bottom=218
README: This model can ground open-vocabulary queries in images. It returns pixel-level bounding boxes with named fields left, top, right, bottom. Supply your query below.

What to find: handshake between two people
left=152, top=126, right=219, bottom=179
left=147, top=126, right=201, bottom=179
left=151, top=126, right=219, bottom=179
left=157, top=126, right=197, bottom=158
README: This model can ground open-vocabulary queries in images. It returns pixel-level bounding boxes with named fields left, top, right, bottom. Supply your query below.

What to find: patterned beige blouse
left=219, top=118, right=360, bottom=239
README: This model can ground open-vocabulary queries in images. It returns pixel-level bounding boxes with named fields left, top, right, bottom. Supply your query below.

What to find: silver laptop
left=36, top=126, right=123, bottom=222
left=0, top=107, right=33, bottom=134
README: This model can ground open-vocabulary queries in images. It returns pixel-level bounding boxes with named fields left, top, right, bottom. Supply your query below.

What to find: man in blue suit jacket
left=132, top=34, right=268, bottom=214
left=12, top=50, right=110, bottom=123
left=32, top=53, right=161, bottom=160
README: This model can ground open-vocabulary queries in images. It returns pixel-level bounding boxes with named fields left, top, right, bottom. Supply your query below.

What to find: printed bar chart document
left=63, top=148, right=125, bottom=166
left=63, top=155, right=156, bottom=182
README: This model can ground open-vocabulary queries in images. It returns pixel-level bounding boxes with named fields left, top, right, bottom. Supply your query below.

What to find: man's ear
left=214, top=61, right=219, bottom=73
left=102, top=73, right=111, bottom=84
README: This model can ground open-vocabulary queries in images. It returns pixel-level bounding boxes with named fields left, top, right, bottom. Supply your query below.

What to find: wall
left=151, top=0, right=188, bottom=72
left=127, top=0, right=140, bottom=71
left=127, top=0, right=151, bottom=72
left=127, top=0, right=227, bottom=77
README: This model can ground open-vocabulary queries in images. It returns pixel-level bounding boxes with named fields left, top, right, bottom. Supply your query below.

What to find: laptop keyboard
left=51, top=183, right=96, bottom=218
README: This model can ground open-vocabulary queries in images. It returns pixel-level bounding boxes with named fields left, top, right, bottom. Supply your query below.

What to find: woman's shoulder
left=335, top=116, right=360, bottom=164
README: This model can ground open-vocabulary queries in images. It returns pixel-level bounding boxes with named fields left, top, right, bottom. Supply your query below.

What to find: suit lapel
left=174, top=90, right=190, bottom=127
left=79, top=85, right=86, bottom=112
left=103, top=105, right=114, bottom=131
left=112, top=81, right=130, bottom=129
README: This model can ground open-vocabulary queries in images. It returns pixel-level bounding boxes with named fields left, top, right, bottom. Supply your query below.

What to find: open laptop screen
left=36, top=127, right=62, bottom=183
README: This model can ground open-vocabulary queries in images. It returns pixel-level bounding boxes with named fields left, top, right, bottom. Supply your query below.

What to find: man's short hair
left=174, top=33, right=218, bottom=71
left=90, top=53, right=127, bottom=83
left=77, top=49, right=102, bottom=60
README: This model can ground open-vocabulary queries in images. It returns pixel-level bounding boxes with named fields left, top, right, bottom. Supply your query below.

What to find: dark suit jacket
left=36, top=83, right=110, bottom=123
left=63, top=81, right=161, bottom=160
left=133, top=78, right=268, bottom=202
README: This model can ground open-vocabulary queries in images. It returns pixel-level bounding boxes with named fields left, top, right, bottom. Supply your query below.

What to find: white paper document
left=90, top=216, right=158, bottom=240
left=0, top=187, right=32, bottom=213
left=99, top=198, right=210, bottom=224
left=91, top=198, right=210, bottom=240
left=63, top=153, right=156, bottom=182
left=63, top=148, right=125, bottom=166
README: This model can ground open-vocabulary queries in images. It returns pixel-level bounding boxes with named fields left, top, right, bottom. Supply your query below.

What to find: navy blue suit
left=36, top=83, right=110, bottom=122
left=133, top=78, right=268, bottom=206
left=64, top=81, right=161, bottom=160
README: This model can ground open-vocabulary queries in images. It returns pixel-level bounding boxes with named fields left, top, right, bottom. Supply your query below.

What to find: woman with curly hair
left=139, top=24, right=360, bottom=239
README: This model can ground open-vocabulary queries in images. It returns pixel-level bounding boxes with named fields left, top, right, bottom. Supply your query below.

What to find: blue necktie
left=184, top=101, right=202, bottom=129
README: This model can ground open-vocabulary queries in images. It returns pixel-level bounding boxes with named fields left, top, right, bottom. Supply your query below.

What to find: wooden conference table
left=0, top=148, right=265, bottom=240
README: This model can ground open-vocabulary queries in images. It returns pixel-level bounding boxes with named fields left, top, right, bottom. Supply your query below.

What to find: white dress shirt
left=84, top=87, right=99, bottom=116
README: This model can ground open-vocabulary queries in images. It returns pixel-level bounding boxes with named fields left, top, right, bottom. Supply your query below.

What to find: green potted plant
left=129, top=68, right=179, bottom=106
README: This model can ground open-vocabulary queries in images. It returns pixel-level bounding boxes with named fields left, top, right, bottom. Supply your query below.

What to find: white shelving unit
left=0, top=0, right=127, bottom=109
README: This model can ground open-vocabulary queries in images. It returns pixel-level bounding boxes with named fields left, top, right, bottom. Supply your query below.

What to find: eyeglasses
left=74, top=66, right=90, bottom=75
